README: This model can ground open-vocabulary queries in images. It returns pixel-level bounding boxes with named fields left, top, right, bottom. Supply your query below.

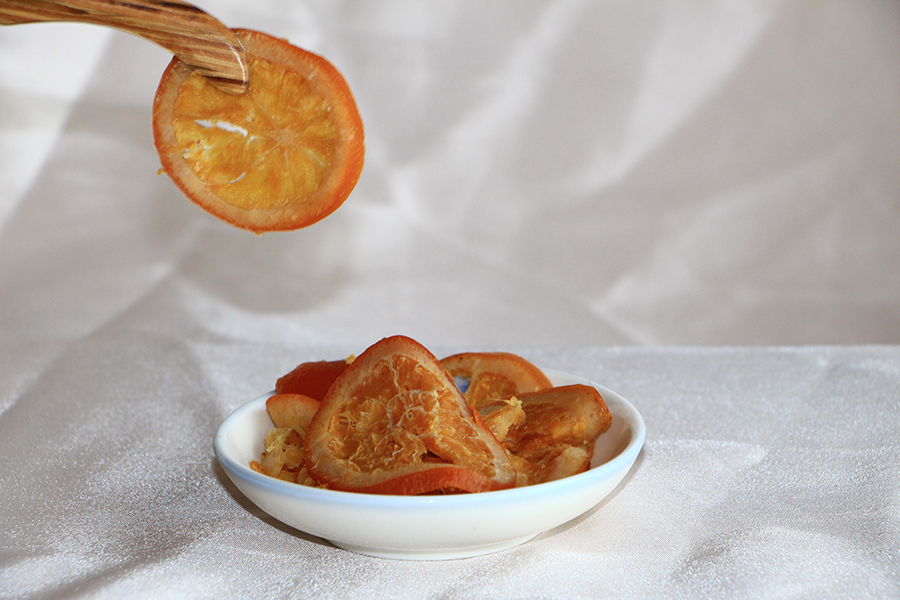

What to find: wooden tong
left=0, top=0, right=248, bottom=93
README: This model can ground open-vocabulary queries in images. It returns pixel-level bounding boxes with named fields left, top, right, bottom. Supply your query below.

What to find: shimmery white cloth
left=2, top=344, right=899, bottom=599
left=1, top=1, right=899, bottom=598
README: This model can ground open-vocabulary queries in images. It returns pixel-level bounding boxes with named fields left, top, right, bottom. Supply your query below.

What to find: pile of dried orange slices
left=251, top=335, right=611, bottom=495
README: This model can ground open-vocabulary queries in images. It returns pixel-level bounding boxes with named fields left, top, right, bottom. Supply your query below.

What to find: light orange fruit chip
left=440, top=351, right=553, bottom=408
left=503, top=384, right=612, bottom=486
left=251, top=393, right=324, bottom=486
left=265, top=393, right=321, bottom=429
left=511, top=384, right=612, bottom=448
left=152, top=29, right=364, bottom=233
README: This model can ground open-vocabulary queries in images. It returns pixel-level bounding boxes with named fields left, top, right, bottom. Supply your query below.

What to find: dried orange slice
left=503, top=384, right=612, bottom=486
left=304, top=336, right=516, bottom=495
left=152, top=29, right=364, bottom=233
left=265, top=393, right=321, bottom=429
left=275, top=357, right=353, bottom=401
left=440, top=352, right=553, bottom=408
left=251, top=393, right=323, bottom=485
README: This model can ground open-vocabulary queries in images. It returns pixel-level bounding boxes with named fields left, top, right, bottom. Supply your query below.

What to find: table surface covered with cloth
left=1, top=2, right=898, bottom=599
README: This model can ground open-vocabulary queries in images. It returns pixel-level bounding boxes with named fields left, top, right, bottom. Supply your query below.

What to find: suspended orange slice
left=152, top=29, right=364, bottom=233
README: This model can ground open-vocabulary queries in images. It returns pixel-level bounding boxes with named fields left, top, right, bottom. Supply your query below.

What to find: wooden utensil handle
left=0, top=0, right=248, bottom=93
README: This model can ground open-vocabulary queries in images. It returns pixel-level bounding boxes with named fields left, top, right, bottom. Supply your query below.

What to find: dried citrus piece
left=252, top=427, right=303, bottom=481
left=265, top=393, right=321, bottom=429
left=440, top=352, right=553, bottom=408
left=275, top=357, right=353, bottom=401
left=251, top=426, right=323, bottom=487
left=510, top=385, right=612, bottom=447
left=506, top=445, right=593, bottom=487
left=251, top=393, right=324, bottom=486
left=480, top=396, right=525, bottom=443
left=503, top=384, right=612, bottom=486
left=152, top=29, right=364, bottom=233
left=304, top=336, right=516, bottom=495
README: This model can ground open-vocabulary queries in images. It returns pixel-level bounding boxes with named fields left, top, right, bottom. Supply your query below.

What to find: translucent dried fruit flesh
left=481, top=396, right=525, bottom=443
left=507, top=442, right=593, bottom=487
left=266, top=393, right=321, bottom=429
left=440, top=352, right=553, bottom=408
left=250, top=427, right=323, bottom=486
left=501, top=384, right=612, bottom=486
left=251, top=394, right=324, bottom=486
left=305, top=336, right=516, bottom=494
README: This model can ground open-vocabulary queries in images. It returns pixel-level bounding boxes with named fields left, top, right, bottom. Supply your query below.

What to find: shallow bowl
left=214, top=368, right=645, bottom=560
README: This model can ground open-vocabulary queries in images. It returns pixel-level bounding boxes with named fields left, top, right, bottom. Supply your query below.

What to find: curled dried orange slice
left=440, top=351, right=553, bottom=408
left=265, top=393, right=321, bottom=429
left=503, top=384, right=612, bottom=486
left=152, top=29, right=364, bottom=233
left=275, top=357, right=353, bottom=401
left=251, top=393, right=323, bottom=486
left=304, top=336, right=516, bottom=495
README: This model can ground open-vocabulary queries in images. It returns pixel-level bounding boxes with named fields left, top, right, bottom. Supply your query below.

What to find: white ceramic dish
left=214, top=368, right=645, bottom=560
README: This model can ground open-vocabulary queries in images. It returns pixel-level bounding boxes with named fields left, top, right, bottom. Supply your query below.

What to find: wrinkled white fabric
left=1, top=1, right=899, bottom=598
left=2, top=344, right=899, bottom=599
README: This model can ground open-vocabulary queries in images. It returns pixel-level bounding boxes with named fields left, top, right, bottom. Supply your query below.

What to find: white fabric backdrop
left=1, top=0, right=898, bottom=351
left=1, top=2, right=900, bottom=599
